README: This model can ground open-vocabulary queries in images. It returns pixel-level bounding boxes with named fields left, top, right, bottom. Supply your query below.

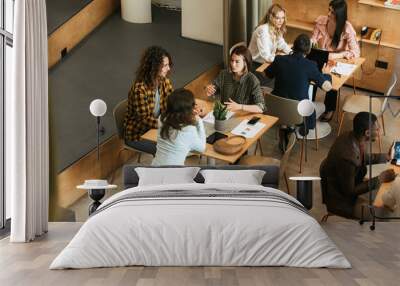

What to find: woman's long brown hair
left=135, top=46, right=172, bottom=89
left=160, top=88, right=196, bottom=141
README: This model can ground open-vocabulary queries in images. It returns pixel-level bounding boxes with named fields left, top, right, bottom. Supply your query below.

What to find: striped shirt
left=213, top=70, right=265, bottom=112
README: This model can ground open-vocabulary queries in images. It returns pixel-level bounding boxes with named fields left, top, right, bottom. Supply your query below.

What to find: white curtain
left=7, top=0, right=49, bottom=242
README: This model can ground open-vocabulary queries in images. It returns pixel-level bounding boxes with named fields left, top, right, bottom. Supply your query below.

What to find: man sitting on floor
left=320, top=112, right=396, bottom=219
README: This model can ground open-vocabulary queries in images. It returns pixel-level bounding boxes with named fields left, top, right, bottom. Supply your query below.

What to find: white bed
left=50, top=183, right=351, bottom=269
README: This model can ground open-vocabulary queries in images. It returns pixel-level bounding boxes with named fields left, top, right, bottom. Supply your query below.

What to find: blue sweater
left=152, top=118, right=206, bottom=166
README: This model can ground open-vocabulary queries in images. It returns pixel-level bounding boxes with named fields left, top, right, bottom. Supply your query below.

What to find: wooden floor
left=1, top=221, right=400, bottom=286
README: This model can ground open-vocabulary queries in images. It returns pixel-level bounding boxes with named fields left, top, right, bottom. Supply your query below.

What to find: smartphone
left=394, top=141, right=400, bottom=159
left=247, top=116, right=261, bottom=125
left=390, top=141, right=400, bottom=166
left=206, top=132, right=227, bottom=144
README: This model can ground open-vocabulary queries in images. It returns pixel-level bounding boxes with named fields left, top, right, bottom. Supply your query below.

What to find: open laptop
left=306, top=48, right=330, bottom=99
left=307, top=48, right=329, bottom=71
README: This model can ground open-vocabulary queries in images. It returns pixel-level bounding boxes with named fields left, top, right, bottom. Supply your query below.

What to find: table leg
left=206, top=157, right=216, bottom=166
left=296, top=181, right=313, bottom=210
left=88, top=189, right=105, bottom=215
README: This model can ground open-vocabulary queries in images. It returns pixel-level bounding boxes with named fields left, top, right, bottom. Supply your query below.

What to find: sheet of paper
left=231, top=119, right=266, bottom=138
left=202, top=111, right=235, bottom=124
left=331, top=62, right=356, bottom=76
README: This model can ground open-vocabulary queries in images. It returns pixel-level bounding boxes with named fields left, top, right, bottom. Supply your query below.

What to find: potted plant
left=213, top=100, right=228, bottom=131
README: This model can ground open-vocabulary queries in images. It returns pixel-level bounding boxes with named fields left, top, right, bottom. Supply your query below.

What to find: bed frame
left=123, top=165, right=280, bottom=189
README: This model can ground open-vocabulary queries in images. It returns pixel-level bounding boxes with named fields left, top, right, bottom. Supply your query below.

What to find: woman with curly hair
left=152, top=88, right=206, bottom=166
left=124, top=46, right=174, bottom=155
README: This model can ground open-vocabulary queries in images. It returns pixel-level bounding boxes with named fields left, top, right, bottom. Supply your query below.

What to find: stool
left=289, top=176, right=321, bottom=210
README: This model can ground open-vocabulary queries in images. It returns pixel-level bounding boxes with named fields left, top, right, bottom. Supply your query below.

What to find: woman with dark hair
left=311, top=0, right=360, bottom=121
left=205, top=45, right=265, bottom=114
left=152, top=88, right=206, bottom=166
left=124, top=46, right=174, bottom=155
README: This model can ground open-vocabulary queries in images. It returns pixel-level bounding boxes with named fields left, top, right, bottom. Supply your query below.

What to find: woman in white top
left=248, top=4, right=291, bottom=64
left=152, top=88, right=206, bottom=166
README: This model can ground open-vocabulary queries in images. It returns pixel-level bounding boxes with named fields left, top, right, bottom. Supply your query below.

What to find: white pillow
left=135, top=167, right=201, bottom=186
left=200, top=169, right=266, bottom=185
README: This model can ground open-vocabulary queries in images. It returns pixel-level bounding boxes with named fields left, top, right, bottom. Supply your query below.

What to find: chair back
left=229, top=42, right=247, bottom=55
left=381, top=73, right=398, bottom=113
left=279, top=133, right=296, bottom=182
left=264, top=92, right=303, bottom=126
left=113, top=99, right=128, bottom=140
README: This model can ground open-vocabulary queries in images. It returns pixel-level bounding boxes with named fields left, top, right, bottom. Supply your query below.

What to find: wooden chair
left=239, top=133, right=296, bottom=194
left=337, top=73, right=398, bottom=152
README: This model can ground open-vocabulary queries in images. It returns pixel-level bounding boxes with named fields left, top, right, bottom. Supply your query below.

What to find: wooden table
left=374, top=164, right=400, bottom=208
left=255, top=57, right=366, bottom=91
left=141, top=99, right=279, bottom=164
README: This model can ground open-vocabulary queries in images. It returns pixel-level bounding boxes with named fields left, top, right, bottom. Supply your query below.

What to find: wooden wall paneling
left=48, top=0, right=120, bottom=69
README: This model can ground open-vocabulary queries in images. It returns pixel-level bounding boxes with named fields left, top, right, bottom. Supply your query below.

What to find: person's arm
left=337, top=158, right=381, bottom=197
left=310, top=63, right=332, bottom=92
left=276, top=36, right=291, bottom=55
left=131, top=84, right=158, bottom=128
left=264, top=59, right=276, bottom=79
left=206, top=71, right=223, bottom=99
left=342, top=25, right=360, bottom=59
left=256, top=26, right=276, bottom=63
left=189, top=118, right=206, bottom=153
left=161, top=78, right=174, bottom=112
left=248, top=76, right=265, bottom=112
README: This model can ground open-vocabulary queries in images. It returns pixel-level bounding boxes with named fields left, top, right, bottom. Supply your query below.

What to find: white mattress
left=50, top=183, right=350, bottom=269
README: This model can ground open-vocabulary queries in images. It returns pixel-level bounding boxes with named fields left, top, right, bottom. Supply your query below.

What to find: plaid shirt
left=124, top=78, right=173, bottom=141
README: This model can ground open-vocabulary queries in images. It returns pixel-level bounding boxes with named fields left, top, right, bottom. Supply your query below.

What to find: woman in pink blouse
left=311, top=0, right=360, bottom=121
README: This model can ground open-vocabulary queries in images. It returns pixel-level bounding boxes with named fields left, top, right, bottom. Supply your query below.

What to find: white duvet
left=50, top=183, right=351, bottom=269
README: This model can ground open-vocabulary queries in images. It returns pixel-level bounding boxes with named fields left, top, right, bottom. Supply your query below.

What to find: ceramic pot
left=214, top=119, right=228, bottom=131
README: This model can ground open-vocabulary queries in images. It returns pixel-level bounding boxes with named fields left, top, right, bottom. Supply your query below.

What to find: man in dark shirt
left=264, top=34, right=332, bottom=138
left=320, top=112, right=396, bottom=218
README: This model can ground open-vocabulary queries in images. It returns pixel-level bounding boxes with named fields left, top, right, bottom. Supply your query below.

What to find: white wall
left=181, top=0, right=223, bottom=45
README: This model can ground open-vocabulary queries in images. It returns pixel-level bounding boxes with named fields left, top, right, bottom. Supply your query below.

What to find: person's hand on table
left=329, top=51, right=354, bottom=61
left=379, top=169, right=397, bottom=183
left=322, top=63, right=331, bottom=74
left=205, top=84, right=217, bottom=97
left=224, top=98, right=242, bottom=112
